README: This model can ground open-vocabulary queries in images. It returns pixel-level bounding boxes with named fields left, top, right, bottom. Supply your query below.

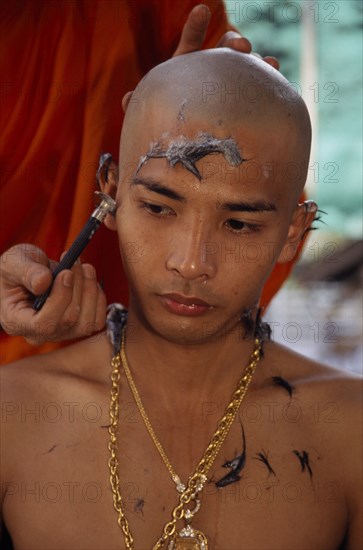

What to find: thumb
left=0, top=244, right=53, bottom=295
left=173, top=4, right=211, bottom=57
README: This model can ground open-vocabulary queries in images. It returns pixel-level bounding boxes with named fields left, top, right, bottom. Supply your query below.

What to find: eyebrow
left=219, top=200, right=277, bottom=213
left=131, top=176, right=276, bottom=213
left=131, top=176, right=185, bottom=202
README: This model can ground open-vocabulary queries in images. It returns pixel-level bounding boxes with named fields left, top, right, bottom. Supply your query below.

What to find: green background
left=224, top=0, right=362, bottom=239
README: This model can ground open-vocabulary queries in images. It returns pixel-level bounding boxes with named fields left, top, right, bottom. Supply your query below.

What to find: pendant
left=168, top=525, right=208, bottom=550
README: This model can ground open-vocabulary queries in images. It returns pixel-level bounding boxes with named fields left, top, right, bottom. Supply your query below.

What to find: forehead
left=120, top=93, right=299, bottom=171
left=120, top=49, right=310, bottom=182
left=119, top=124, right=294, bottom=191
left=135, top=133, right=244, bottom=181
left=118, top=52, right=309, bottom=209
left=120, top=154, right=291, bottom=213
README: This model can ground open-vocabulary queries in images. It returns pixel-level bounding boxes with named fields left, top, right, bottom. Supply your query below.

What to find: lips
left=162, top=293, right=211, bottom=307
left=159, top=293, right=214, bottom=317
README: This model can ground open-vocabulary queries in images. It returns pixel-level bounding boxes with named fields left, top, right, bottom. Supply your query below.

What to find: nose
left=165, top=220, right=217, bottom=281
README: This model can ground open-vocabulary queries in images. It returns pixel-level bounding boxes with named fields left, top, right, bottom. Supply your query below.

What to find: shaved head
left=119, top=49, right=311, bottom=208
left=113, top=50, right=316, bottom=345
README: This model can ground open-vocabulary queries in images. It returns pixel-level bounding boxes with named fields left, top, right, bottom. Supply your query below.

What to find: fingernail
left=82, top=264, right=96, bottom=279
left=196, top=4, right=211, bottom=21
left=31, top=270, right=44, bottom=288
left=63, top=271, right=75, bottom=288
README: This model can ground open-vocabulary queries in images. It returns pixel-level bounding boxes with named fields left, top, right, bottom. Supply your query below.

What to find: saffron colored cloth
left=0, top=0, right=304, bottom=364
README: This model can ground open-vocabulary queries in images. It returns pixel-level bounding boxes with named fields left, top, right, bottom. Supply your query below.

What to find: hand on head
left=173, top=4, right=279, bottom=68
left=122, top=4, right=280, bottom=113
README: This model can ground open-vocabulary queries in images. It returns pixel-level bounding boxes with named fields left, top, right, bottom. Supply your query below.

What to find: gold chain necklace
left=108, top=326, right=262, bottom=549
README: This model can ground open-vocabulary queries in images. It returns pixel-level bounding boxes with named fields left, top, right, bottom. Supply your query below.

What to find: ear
left=277, top=201, right=318, bottom=264
left=97, top=157, right=119, bottom=231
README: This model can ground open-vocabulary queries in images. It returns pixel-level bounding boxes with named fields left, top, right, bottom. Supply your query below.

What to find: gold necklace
left=108, top=326, right=262, bottom=549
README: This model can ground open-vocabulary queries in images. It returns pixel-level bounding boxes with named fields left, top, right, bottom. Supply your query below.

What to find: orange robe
left=0, top=0, right=303, bottom=364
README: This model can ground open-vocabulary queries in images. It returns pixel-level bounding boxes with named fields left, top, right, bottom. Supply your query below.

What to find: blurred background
left=225, top=0, right=362, bottom=374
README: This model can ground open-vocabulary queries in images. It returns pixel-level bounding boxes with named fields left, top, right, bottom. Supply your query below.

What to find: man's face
left=115, top=126, right=298, bottom=346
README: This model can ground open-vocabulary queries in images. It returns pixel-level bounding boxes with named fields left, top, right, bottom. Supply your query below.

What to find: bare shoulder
left=265, top=342, right=362, bottom=441
left=265, top=342, right=362, bottom=549
left=0, top=331, right=112, bottom=402
left=265, top=340, right=362, bottom=402
left=0, top=332, right=112, bottom=484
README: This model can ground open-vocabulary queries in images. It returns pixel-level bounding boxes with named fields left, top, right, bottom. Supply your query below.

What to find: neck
left=123, top=309, right=262, bottom=410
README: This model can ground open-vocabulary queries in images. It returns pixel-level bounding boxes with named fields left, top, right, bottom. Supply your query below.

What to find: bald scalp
left=120, top=49, right=311, bottom=199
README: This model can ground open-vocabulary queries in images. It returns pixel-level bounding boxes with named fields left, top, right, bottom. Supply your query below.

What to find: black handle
left=32, top=217, right=101, bottom=311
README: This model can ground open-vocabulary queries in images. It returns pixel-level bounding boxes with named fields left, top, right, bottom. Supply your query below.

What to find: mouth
left=159, top=293, right=214, bottom=317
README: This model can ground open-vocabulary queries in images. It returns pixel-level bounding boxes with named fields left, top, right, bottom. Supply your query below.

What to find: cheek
left=116, top=209, right=160, bottom=281
left=213, top=243, right=279, bottom=302
left=222, top=240, right=280, bottom=274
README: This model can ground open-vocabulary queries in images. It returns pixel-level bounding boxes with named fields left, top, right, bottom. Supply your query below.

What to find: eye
left=227, top=219, right=245, bottom=231
left=225, top=219, right=259, bottom=234
left=141, top=201, right=175, bottom=217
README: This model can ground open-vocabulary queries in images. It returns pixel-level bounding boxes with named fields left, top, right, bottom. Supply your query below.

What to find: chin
left=138, top=313, right=209, bottom=345
left=144, top=309, right=242, bottom=347
left=129, top=291, right=251, bottom=345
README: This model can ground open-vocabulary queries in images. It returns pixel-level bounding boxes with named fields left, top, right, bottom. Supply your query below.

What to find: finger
left=7, top=269, right=76, bottom=344
left=74, top=264, right=101, bottom=336
left=173, top=4, right=211, bottom=57
left=49, top=258, right=58, bottom=272
left=0, top=293, right=42, bottom=338
left=35, top=254, right=83, bottom=321
left=29, top=264, right=82, bottom=343
left=0, top=244, right=54, bottom=337
left=59, top=259, right=84, bottom=326
left=0, top=244, right=52, bottom=295
left=32, top=269, right=76, bottom=332
left=263, top=56, right=280, bottom=70
left=216, top=33, right=252, bottom=53
left=94, top=285, right=107, bottom=332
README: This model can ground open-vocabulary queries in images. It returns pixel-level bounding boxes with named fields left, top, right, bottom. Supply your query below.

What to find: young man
left=0, top=1, right=280, bottom=365
left=1, top=50, right=361, bottom=549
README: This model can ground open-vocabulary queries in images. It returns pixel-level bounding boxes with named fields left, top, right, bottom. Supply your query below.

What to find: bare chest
left=3, top=398, right=348, bottom=550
